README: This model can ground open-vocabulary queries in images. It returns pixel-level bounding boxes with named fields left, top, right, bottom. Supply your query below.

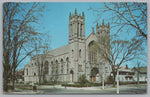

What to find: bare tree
left=132, top=61, right=141, bottom=85
left=3, top=2, right=45, bottom=91
left=95, top=35, right=145, bottom=86
left=89, top=2, right=147, bottom=39
left=33, top=39, right=50, bottom=85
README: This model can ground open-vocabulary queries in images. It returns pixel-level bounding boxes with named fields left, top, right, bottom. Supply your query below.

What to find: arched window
left=55, top=60, right=58, bottom=74
left=66, top=57, right=69, bottom=73
left=51, top=61, right=54, bottom=74
left=72, top=50, right=74, bottom=58
left=34, top=72, right=36, bottom=76
left=45, top=61, right=49, bottom=74
left=61, top=59, right=63, bottom=74
left=80, top=24, right=82, bottom=37
left=79, top=49, right=81, bottom=58
left=88, top=41, right=97, bottom=64
left=77, top=23, right=79, bottom=37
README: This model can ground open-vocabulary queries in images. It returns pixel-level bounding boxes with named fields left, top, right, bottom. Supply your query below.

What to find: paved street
left=5, top=84, right=147, bottom=94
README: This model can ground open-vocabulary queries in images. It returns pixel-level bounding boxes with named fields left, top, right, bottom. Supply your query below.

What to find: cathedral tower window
left=66, top=57, right=69, bottom=74
left=80, top=24, right=82, bottom=37
left=77, top=23, right=79, bottom=37
left=72, top=50, right=74, bottom=58
left=34, top=72, right=36, bottom=76
left=79, top=49, right=81, bottom=58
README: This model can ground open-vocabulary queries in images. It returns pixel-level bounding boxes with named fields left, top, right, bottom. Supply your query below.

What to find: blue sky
left=39, top=2, right=105, bottom=49
left=17, top=2, right=147, bottom=69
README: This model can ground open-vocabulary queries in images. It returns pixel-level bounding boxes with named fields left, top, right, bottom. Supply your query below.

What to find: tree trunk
left=3, top=71, right=8, bottom=92
left=137, top=71, right=139, bottom=85
left=137, top=63, right=140, bottom=85
left=3, top=55, right=10, bottom=92
left=12, top=68, right=16, bottom=90
left=113, top=73, right=116, bottom=87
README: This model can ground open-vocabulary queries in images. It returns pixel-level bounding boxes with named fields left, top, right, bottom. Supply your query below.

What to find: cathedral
left=24, top=9, right=112, bottom=84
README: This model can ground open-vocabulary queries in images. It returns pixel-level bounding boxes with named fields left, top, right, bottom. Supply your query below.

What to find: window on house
left=26, top=69, right=28, bottom=75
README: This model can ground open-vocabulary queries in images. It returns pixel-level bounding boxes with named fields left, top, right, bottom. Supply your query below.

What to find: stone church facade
left=24, top=9, right=112, bottom=84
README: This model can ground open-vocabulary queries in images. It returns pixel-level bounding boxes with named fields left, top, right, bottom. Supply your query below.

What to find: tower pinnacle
left=96, top=23, right=98, bottom=29
left=75, top=8, right=77, bottom=15
left=69, top=12, right=71, bottom=18
left=92, top=27, right=95, bottom=33
left=82, top=12, right=84, bottom=17
left=102, top=19, right=104, bottom=26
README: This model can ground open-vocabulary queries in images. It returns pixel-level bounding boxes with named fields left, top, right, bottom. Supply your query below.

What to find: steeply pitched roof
left=47, top=44, right=69, bottom=56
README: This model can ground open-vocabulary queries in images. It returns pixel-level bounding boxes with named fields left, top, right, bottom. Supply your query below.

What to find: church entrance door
left=91, top=68, right=99, bottom=82
left=70, top=70, right=74, bottom=82
left=93, top=76, right=96, bottom=82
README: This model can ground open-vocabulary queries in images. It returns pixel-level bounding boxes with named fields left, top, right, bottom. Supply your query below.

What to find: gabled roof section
left=86, top=30, right=96, bottom=40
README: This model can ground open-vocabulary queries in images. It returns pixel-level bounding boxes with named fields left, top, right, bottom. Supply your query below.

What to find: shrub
left=106, top=75, right=114, bottom=84
left=78, top=74, right=88, bottom=85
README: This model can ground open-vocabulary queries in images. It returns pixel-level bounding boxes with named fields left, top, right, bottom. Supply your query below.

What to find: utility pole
left=116, top=69, right=119, bottom=94
left=102, top=73, right=104, bottom=89
left=102, top=63, right=105, bottom=90
left=137, top=62, right=140, bottom=85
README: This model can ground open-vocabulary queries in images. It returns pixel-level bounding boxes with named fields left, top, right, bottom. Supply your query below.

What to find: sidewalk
left=37, top=85, right=103, bottom=90
left=4, top=84, right=146, bottom=94
left=37, top=84, right=147, bottom=90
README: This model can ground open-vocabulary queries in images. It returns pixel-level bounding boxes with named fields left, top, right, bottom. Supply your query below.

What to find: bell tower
left=68, top=9, right=86, bottom=82
left=69, top=8, right=85, bottom=43
left=96, top=19, right=110, bottom=37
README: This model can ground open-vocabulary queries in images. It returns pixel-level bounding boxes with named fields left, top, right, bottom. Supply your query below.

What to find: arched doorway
left=70, top=70, right=74, bottom=82
left=91, top=67, right=99, bottom=82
